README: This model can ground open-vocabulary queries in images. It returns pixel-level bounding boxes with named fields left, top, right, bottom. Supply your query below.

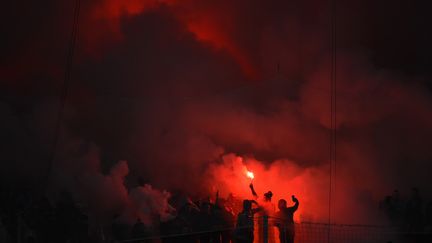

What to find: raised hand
left=249, top=183, right=258, bottom=197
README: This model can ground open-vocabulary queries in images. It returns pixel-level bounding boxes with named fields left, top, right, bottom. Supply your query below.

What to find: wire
left=119, top=220, right=410, bottom=242
left=45, top=0, right=81, bottom=184
left=328, top=0, right=337, bottom=241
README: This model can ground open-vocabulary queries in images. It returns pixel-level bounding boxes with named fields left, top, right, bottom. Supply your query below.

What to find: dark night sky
left=1, top=0, right=432, bottom=224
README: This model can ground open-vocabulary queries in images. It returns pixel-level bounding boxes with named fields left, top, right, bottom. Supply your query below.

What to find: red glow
left=79, top=0, right=259, bottom=78
left=208, top=154, right=330, bottom=223
left=246, top=170, right=255, bottom=180
left=184, top=21, right=258, bottom=79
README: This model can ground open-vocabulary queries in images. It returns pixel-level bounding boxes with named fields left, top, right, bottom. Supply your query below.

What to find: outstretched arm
left=250, top=200, right=262, bottom=214
left=249, top=183, right=258, bottom=198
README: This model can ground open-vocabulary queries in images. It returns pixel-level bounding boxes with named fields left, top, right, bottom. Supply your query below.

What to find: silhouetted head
left=264, top=191, right=273, bottom=201
left=243, top=200, right=252, bottom=211
left=278, top=199, right=287, bottom=210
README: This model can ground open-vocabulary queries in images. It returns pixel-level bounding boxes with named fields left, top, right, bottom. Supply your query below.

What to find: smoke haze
left=1, top=0, right=432, bottom=226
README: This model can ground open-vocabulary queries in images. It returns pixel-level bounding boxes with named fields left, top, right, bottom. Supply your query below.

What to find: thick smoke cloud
left=1, top=0, right=432, bottom=225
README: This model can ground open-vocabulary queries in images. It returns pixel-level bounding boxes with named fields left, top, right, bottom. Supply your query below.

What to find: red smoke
left=79, top=0, right=260, bottom=78
left=205, top=154, right=322, bottom=222
left=3, top=0, right=432, bottom=231
left=70, top=0, right=432, bottom=224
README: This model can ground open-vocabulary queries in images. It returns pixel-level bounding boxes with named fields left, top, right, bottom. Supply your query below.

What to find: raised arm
left=215, top=190, right=219, bottom=205
left=249, top=183, right=258, bottom=198
left=289, top=195, right=299, bottom=212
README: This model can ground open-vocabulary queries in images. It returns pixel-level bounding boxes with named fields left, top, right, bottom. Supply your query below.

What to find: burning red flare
left=246, top=170, right=254, bottom=180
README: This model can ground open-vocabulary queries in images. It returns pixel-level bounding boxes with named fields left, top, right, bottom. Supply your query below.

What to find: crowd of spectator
left=380, top=188, right=432, bottom=242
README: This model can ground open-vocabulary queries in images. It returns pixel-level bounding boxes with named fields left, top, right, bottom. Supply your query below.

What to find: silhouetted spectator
left=214, top=198, right=235, bottom=243
left=404, top=188, right=424, bottom=243
left=111, top=215, right=130, bottom=242
left=390, top=190, right=403, bottom=225
left=380, top=190, right=405, bottom=227
left=160, top=217, right=188, bottom=243
left=405, top=188, right=423, bottom=231
left=249, top=183, right=277, bottom=243
left=131, top=218, right=149, bottom=242
left=23, top=195, right=57, bottom=243
left=425, top=201, right=432, bottom=242
left=380, top=196, right=395, bottom=223
left=275, top=196, right=299, bottom=243
left=379, top=195, right=391, bottom=210
left=197, top=201, right=214, bottom=243
left=234, top=200, right=261, bottom=243
left=165, top=200, right=199, bottom=243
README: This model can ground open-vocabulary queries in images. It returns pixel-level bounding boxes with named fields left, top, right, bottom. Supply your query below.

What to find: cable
left=45, top=0, right=81, bottom=184
left=327, top=0, right=337, bottom=241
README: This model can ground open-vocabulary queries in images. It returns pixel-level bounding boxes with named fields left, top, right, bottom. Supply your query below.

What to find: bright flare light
left=246, top=171, right=254, bottom=180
